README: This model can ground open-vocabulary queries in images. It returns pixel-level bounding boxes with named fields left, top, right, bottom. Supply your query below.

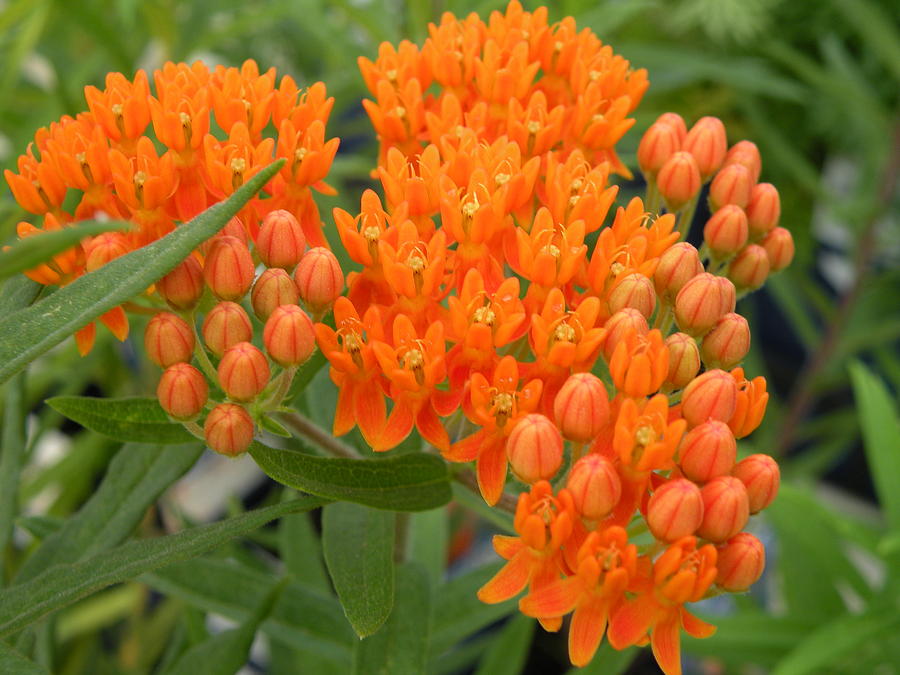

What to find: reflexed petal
left=493, top=534, right=524, bottom=560
left=354, top=380, right=386, bottom=445
left=75, top=322, right=96, bottom=356
left=650, top=614, right=682, bottom=675
left=373, top=401, right=415, bottom=451
left=333, top=384, right=356, bottom=436
left=99, top=305, right=129, bottom=341
left=608, top=593, right=659, bottom=649
left=477, top=551, right=531, bottom=604
left=476, top=440, right=508, bottom=506
left=416, top=405, right=449, bottom=451
left=444, top=430, right=485, bottom=462
left=568, top=598, right=609, bottom=667
left=681, top=608, right=716, bottom=639
left=519, top=576, right=581, bottom=619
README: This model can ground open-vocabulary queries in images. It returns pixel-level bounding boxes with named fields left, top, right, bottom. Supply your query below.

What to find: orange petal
left=416, top=405, right=449, bottom=452
left=99, top=305, right=129, bottom=342
left=333, top=384, right=356, bottom=437
left=680, top=608, right=716, bottom=639
left=650, top=614, right=682, bottom=675
left=476, top=439, right=508, bottom=506
left=608, top=593, right=659, bottom=649
left=477, top=550, right=531, bottom=604
left=492, top=534, right=524, bottom=560
left=568, top=598, right=609, bottom=667
left=75, top=323, right=96, bottom=356
left=353, top=379, right=386, bottom=446
left=373, top=400, right=415, bottom=451
left=444, top=430, right=485, bottom=463
left=519, top=576, right=581, bottom=619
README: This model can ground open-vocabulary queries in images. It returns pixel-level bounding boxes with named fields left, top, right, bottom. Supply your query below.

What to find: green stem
left=262, top=366, right=297, bottom=410
left=186, top=311, right=218, bottom=385
left=645, top=178, right=661, bottom=216
left=182, top=421, right=206, bottom=441
left=676, top=196, right=699, bottom=240
left=279, top=411, right=361, bottom=458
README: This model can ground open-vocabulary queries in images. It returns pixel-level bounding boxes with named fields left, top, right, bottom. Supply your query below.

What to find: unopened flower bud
left=724, top=141, right=762, bottom=184
left=654, top=242, right=703, bottom=300
left=732, top=454, right=780, bottom=513
left=709, top=163, right=753, bottom=211
left=85, top=232, right=129, bottom=272
left=638, top=122, right=681, bottom=178
left=602, top=308, right=648, bottom=361
left=157, top=363, right=208, bottom=420
left=746, top=183, right=780, bottom=238
left=681, top=369, right=738, bottom=427
left=704, top=205, right=749, bottom=258
left=656, top=112, right=687, bottom=142
left=204, top=403, right=254, bottom=456
left=294, top=247, right=343, bottom=316
left=657, top=151, right=701, bottom=211
left=716, top=532, right=765, bottom=591
left=665, top=332, right=701, bottom=389
left=607, top=272, right=656, bottom=319
left=200, top=217, right=248, bottom=256
left=202, top=301, right=253, bottom=357
left=717, top=276, right=737, bottom=314
left=264, top=305, right=316, bottom=367
left=566, top=454, right=621, bottom=519
left=728, top=244, right=770, bottom=292
left=554, top=373, right=610, bottom=443
left=679, top=420, right=737, bottom=483
left=203, top=235, right=255, bottom=301
left=145, top=312, right=195, bottom=367
left=675, top=273, right=729, bottom=336
left=506, top=414, right=564, bottom=484
left=647, top=479, right=704, bottom=542
left=218, top=341, right=271, bottom=402
left=257, top=209, right=306, bottom=269
left=697, top=476, right=750, bottom=542
left=251, top=268, right=300, bottom=320
left=684, top=116, right=727, bottom=180
left=761, top=227, right=794, bottom=272
left=157, top=256, right=204, bottom=310
left=701, top=313, right=750, bottom=370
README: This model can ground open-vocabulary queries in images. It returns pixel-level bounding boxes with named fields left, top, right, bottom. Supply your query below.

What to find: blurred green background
left=1, top=0, right=898, bottom=673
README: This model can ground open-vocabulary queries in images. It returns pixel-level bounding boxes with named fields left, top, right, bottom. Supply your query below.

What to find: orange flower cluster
left=312, top=3, right=787, bottom=672
left=6, top=60, right=339, bottom=353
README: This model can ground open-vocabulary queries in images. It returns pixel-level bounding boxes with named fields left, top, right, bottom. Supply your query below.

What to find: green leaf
left=0, top=496, right=327, bottom=637
left=250, top=441, right=452, bottom=512
left=354, top=562, right=431, bottom=675
left=772, top=604, right=900, bottom=675
left=258, top=414, right=292, bottom=438
left=849, top=361, right=900, bottom=531
left=0, top=275, right=41, bottom=315
left=279, top=510, right=330, bottom=593
left=0, top=219, right=132, bottom=282
left=451, top=482, right=515, bottom=533
left=684, top=614, right=817, bottom=668
left=0, top=373, right=27, bottom=582
left=15, top=442, right=204, bottom=583
left=14, top=516, right=63, bottom=541
left=145, top=557, right=353, bottom=665
left=410, top=507, right=448, bottom=587
left=0, top=642, right=50, bottom=675
left=163, top=578, right=286, bottom=675
left=474, top=614, right=534, bottom=675
left=563, top=643, right=637, bottom=675
left=323, top=502, right=395, bottom=637
left=46, top=396, right=194, bottom=444
left=0, top=159, right=284, bottom=385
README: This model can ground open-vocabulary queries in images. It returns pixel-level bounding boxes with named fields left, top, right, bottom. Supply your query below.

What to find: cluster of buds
left=147, top=209, right=336, bottom=455
left=7, top=60, right=339, bottom=354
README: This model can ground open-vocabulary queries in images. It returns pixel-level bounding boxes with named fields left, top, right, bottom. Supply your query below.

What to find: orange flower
left=608, top=328, right=669, bottom=398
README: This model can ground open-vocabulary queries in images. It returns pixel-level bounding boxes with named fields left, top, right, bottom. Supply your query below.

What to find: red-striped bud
left=250, top=268, right=299, bottom=320
left=638, top=122, right=681, bottom=178
left=204, top=403, right=254, bottom=456
left=701, top=313, right=750, bottom=370
left=85, top=232, right=129, bottom=272
left=263, top=305, right=316, bottom=367
left=200, top=217, right=248, bottom=256
left=732, top=454, right=780, bottom=513
left=716, top=532, right=765, bottom=591
left=653, top=242, right=703, bottom=300
left=746, top=183, right=781, bottom=238
left=704, top=205, right=749, bottom=258
left=145, top=312, right=195, bottom=367
left=157, top=363, right=208, bottom=420
left=679, top=420, right=737, bottom=483
left=681, top=369, right=738, bottom=427
left=728, top=244, right=770, bottom=292
left=724, top=140, right=762, bottom=184
left=684, top=116, right=727, bottom=180
left=761, top=227, right=794, bottom=272
left=257, top=209, right=306, bottom=269
left=657, top=151, right=701, bottom=211
left=294, top=247, right=343, bottom=316
left=709, top=163, right=753, bottom=211
left=665, top=332, right=701, bottom=389
left=647, top=478, right=704, bottom=542
left=203, top=235, right=255, bottom=301
left=656, top=113, right=688, bottom=142
left=675, top=273, right=730, bottom=336
left=607, top=272, right=657, bottom=319
left=697, top=476, right=749, bottom=542
left=506, top=414, right=564, bottom=484
left=157, top=256, right=204, bottom=310
left=218, top=342, right=271, bottom=402
left=553, top=373, right=610, bottom=443
left=566, top=454, right=621, bottom=520
left=602, top=308, right=648, bottom=361
left=202, top=301, right=253, bottom=358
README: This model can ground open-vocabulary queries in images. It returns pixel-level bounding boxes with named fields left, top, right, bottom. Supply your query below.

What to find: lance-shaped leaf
left=250, top=441, right=452, bottom=512
left=0, top=159, right=284, bottom=385
left=0, top=642, right=49, bottom=675
left=46, top=396, right=194, bottom=445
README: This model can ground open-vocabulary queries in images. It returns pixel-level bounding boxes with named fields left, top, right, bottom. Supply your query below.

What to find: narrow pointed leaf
left=0, top=159, right=283, bottom=385
left=323, top=502, right=395, bottom=637
left=250, top=441, right=452, bottom=511
left=46, top=396, right=194, bottom=444
left=0, top=373, right=27, bottom=578
left=0, top=496, right=327, bottom=637
left=474, top=613, right=534, bottom=675
left=0, top=643, right=50, bottom=675
left=0, top=219, right=132, bottom=282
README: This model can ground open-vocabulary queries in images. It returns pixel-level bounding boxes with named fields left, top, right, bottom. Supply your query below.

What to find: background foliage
left=0, top=0, right=898, bottom=673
